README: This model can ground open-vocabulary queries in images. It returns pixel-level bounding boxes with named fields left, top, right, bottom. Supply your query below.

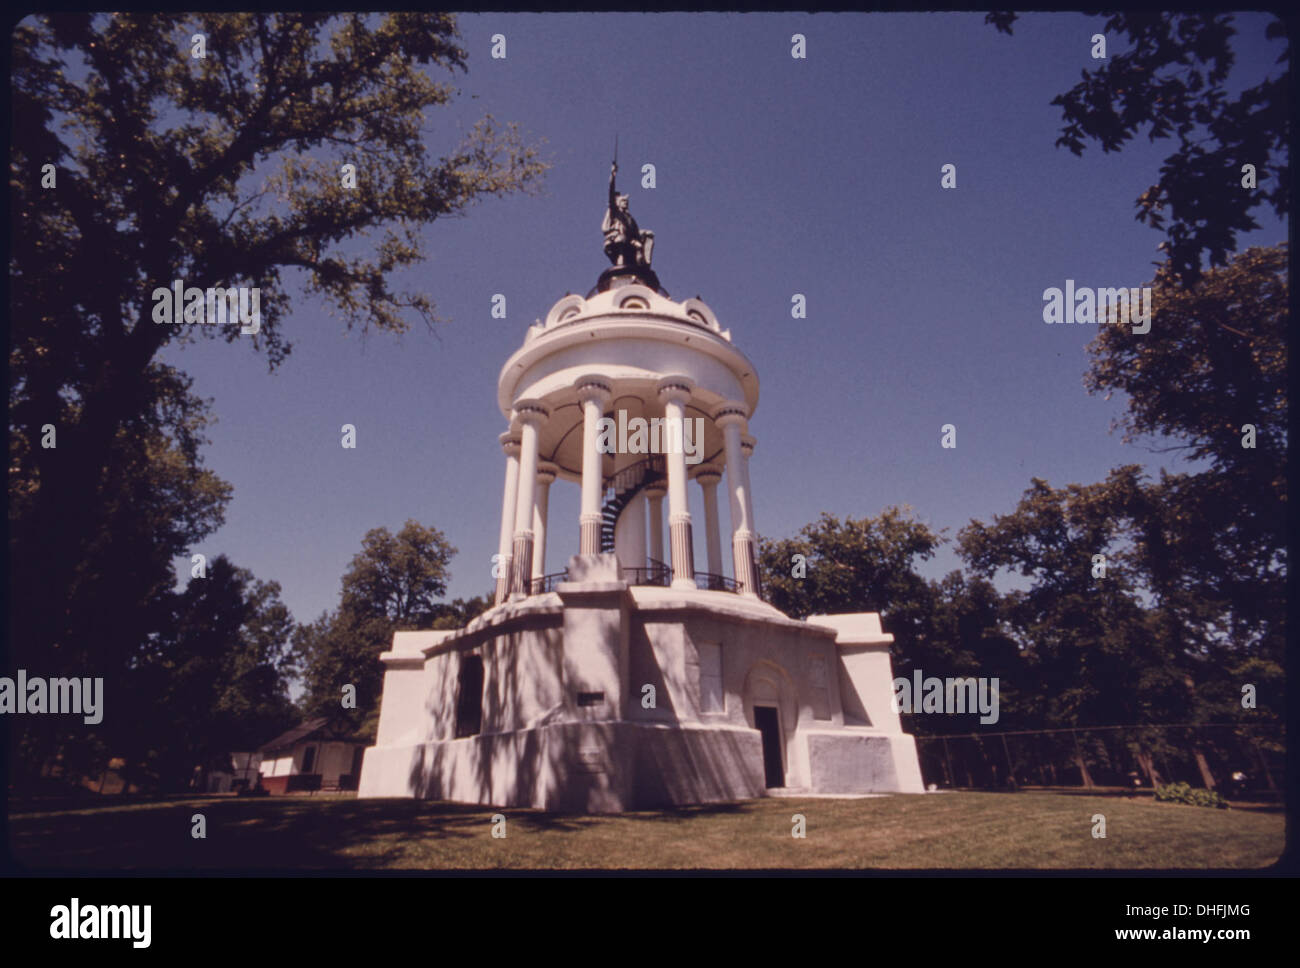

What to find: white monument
left=358, top=169, right=924, bottom=811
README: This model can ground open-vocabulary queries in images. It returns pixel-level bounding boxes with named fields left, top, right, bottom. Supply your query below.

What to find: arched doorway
left=743, top=661, right=797, bottom=790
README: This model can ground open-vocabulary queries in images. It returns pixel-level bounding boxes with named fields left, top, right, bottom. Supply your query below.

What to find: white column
left=510, top=401, right=549, bottom=599
left=494, top=432, right=521, bottom=605
left=716, top=405, right=759, bottom=596
left=695, top=466, right=724, bottom=584
left=644, top=482, right=666, bottom=571
left=740, top=434, right=761, bottom=598
left=531, top=462, right=558, bottom=587
left=575, top=377, right=612, bottom=556
left=658, top=376, right=696, bottom=589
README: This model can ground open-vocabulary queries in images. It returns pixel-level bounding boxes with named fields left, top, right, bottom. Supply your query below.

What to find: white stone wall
left=360, top=587, right=925, bottom=809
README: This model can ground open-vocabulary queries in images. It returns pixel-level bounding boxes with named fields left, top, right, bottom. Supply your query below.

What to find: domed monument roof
left=498, top=155, right=758, bottom=423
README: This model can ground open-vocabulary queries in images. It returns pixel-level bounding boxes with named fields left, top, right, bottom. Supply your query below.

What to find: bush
left=1154, top=781, right=1229, bottom=809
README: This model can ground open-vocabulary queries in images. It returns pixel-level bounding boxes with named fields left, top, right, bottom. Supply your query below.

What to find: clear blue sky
left=159, top=12, right=1287, bottom=632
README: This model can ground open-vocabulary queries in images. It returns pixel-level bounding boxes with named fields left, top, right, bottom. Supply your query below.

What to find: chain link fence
left=912, top=723, right=1284, bottom=797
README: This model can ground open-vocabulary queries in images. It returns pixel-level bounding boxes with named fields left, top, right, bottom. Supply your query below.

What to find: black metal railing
left=528, top=571, right=568, bottom=595
left=695, top=571, right=741, bottom=593
left=602, top=455, right=666, bottom=499
left=623, top=560, right=672, bottom=587
left=521, top=563, right=745, bottom=596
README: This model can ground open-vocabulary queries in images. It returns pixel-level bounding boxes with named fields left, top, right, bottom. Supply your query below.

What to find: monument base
left=591, top=263, right=665, bottom=297
left=357, top=556, right=926, bottom=812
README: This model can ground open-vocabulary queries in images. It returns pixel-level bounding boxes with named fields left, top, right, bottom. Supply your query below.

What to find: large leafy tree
left=295, top=520, right=459, bottom=736
left=1085, top=245, right=1287, bottom=658
left=920, top=570, right=1025, bottom=733
left=9, top=13, right=546, bottom=667
left=955, top=466, right=1269, bottom=786
left=7, top=363, right=232, bottom=784
left=988, top=12, right=1289, bottom=285
left=957, top=469, right=1194, bottom=731
left=117, top=556, right=298, bottom=790
left=292, top=608, right=391, bottom=740
left=340, top=520, right=457, bottom=628
left=758, top=508, right=942, bottom=623
left=8, top=364, right=230, bottom=663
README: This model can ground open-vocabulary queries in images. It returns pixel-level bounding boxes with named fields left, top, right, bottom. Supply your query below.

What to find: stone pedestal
left=359, top=585, right=926, bottom=811
left=593, top=263, right=663, bottom=295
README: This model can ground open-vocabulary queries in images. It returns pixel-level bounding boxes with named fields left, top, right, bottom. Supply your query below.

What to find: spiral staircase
left=599, top=455, right=665, bottom=553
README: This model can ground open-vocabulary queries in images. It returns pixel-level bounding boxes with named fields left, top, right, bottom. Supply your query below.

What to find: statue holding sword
left=602, top=136, right=654, bottom=269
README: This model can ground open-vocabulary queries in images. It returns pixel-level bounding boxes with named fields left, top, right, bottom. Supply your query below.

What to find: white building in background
left=258, top=718, right=366, bottom=794
left=359, top=190, right=923, bottom=812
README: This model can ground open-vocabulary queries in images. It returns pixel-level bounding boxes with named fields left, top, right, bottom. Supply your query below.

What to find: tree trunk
left=1192, top=746, right=1217, bottom=789
left=1072, top=730, right=1094, bottom=788
left=1135, top=748, right=1161, bottom=787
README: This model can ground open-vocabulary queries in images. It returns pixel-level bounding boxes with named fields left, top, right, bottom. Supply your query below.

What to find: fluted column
left=510, top=401, right=549, bottom=599
left=531, top=462, right=558, bottom=588
left=658, top=376, right=696, bottom=589
left=695, top=466, right=724, bottom=582
left=494, top=432, right=522, bottom=605
left=739, top=434, right=761, bottom=598
left=716, top=404, right=759, bottom=597
left=575, top=377, right=613, bottom=555
left=644, top=481, right=666, bottom=570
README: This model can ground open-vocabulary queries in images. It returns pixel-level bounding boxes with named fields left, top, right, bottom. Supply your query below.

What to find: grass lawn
left=7, top=790, right=1284, bottom=871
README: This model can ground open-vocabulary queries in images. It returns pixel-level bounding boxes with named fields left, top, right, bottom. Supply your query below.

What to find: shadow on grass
left=9, top=795, right=508, bottom=871
left=8, top=792, right=768, bottom=871
left=619, top=800, right=753, bottom=821
left=490, top=798, right=754, bottom=832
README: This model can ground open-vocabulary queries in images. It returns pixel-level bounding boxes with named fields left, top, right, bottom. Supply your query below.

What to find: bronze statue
left=603, top=160, right=654, bottom=268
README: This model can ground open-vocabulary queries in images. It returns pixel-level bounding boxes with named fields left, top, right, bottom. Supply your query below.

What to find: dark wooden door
left=754, top=706, right=784, bottom=788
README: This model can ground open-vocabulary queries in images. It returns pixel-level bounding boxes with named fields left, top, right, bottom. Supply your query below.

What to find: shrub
left=1154, top=781, right=1229, bottom=809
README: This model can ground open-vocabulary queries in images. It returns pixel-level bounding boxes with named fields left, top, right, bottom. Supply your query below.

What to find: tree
left=292, top=608, right=390, bottom=740
left=8, top=363, right=231, bottom=659
left=957, top=468, right=1217, bottom=731
left=9, top=13, right=547, bottom=666
left=956, top=464, right=1277, bottom=786
left=919, top=570, right=1025, bottom=733
left=294, top=520, right=459, bottom=735
left=758, top=508, right=941, bottom=622
left=987, top=12, right=1289, bottom=285
left=1084, top=245, right=1286, bottom=727
left=117, top=556, right=298, bottom=791
left=7, top=363, right=232, bottom=784
left=340, top=520, right=457, bottom=628
left=431, top=594, right=494, bottom=630
left=1085, top=246, right=1286, bottom=648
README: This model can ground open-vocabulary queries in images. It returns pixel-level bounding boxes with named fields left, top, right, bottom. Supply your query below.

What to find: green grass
left=8, top=791, right=1284, bottom=871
